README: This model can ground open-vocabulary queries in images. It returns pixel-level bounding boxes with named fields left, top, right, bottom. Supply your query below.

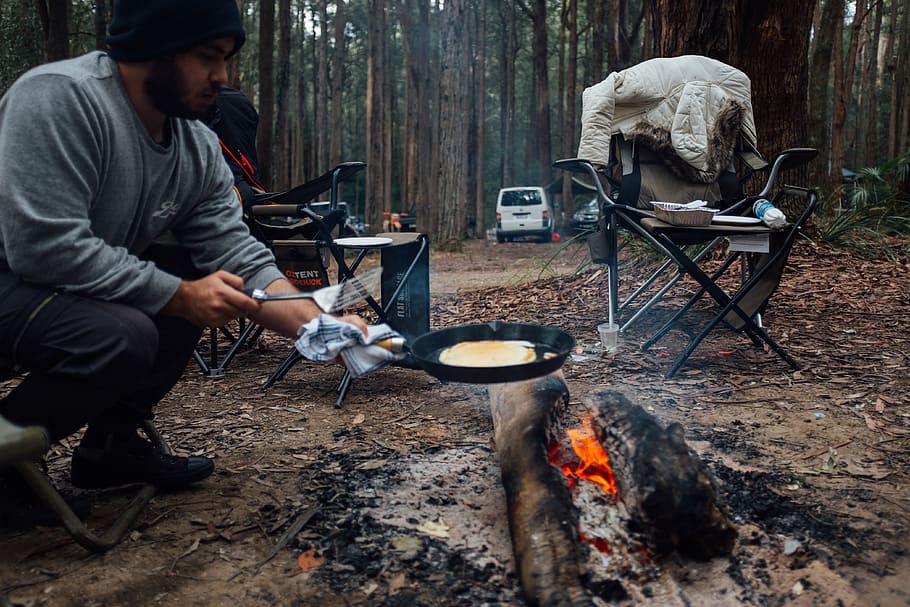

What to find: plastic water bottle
left=753, top=199, right=787, bottom=228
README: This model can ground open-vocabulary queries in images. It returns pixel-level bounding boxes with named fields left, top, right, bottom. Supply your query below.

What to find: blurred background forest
left=1, top=0, right=908, bottom=252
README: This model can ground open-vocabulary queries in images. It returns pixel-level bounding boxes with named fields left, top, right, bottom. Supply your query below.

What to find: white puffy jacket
left=577, top=55, right=758, bottom=183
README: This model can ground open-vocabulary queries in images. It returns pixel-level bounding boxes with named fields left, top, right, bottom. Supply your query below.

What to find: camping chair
left=574, top=55, right=769, bottom=334
left=0, top=406, right=163, bottom=553
left=260, top=229, right=431, bottom=408
left=554, top=150, right=818, bottom=377
left=247, top=162, right=430, bottom=406
left=585, top=134, right=766, bottom=334
left=191, top=162, right=363, bottom=378
left=602, top=143, right=817, bottom=333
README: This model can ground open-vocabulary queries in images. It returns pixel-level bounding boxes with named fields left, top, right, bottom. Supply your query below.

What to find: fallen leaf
left=352, top=413, right=366, bottom=425
left=180, top=538, right=201, bottom=558
left=354, top=458, right=388, bottom=471
left=297, top=549, right=324, bottom=572
left=864, top=414, right=879, bottom=431
left=362, top=582, right=378, bottom=596
left=387, top=573, right=408, bottom=595
left=390, top=535, right=423, bottom=553
left=416, top=519, right=450, bottom=538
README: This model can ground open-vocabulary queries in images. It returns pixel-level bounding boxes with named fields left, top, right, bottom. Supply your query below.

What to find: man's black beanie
left=106, top=0, right=246, bottom=62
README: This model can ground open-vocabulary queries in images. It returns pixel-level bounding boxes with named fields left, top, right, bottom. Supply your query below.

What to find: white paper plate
left=712, top=215, right=762, bottom=225
left=334, top=236, right=394, bottom=248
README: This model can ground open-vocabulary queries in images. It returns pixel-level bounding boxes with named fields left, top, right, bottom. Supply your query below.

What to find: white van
left=495, top=186, right=553, bottom=243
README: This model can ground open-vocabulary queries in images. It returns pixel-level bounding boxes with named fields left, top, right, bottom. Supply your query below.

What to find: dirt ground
left=1, top=237, right=908, bottom=607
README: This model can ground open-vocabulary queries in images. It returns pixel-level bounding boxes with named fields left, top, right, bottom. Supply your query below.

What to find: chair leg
left=335, top=369, right=353, bottom=409
left=194, top=321, right=262, bottom=379
left=642, top=253, right=740, bottom=351
left=651, top=245, right=802, bottom=378
left=7, top=419, right=171, bottom=553
left=16, top=461, right=157, bottom=553
left=261, top=350, right=303, bottom=389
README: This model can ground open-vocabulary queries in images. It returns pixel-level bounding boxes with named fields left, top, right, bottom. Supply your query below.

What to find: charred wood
left=584, top=389, right=737, bottom=560
left=489, top=373, right=595, bottom=607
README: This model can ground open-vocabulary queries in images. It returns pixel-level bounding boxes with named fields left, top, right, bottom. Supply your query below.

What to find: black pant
left=0, top=246, right=202, bottom=442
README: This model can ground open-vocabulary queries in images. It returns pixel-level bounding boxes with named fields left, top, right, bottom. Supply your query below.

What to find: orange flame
left=565, top=428, right=617, bottom=495
left=547, top=425, right=618, bottom=554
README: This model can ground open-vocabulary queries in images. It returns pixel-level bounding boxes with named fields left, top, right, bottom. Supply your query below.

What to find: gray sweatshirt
left=0, top=51, right=282, bottom=314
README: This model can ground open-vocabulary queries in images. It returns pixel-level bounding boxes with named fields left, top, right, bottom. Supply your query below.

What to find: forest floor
left=0, top=236, right=908, bottom=607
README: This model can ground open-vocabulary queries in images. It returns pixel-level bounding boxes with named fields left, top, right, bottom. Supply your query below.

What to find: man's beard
left=145, top=56, right=218, bottom=120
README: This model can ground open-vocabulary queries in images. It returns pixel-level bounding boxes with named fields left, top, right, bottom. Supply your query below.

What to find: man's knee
left=18, top=295, right=160, bottom=381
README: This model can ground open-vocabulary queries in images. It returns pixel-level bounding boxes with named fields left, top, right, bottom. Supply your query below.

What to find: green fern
left=817, top=152, right=910, bottom=259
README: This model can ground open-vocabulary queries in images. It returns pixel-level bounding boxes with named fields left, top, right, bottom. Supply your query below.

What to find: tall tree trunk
left=656, top=0, right=736, bottom=61
left=808, top=0, right=844, bottom=189
left=257, top=0, right=276, bottom=186
left=275, top=0, right=291, bottom=189
left=227, top=0, right=245, bottom=87
left=293, top=7, right=308, bottom=186
left=474, top=0, right=487, bottom=238
left=316, top=0, right=330, bottom=174
left=736, top=2, right=815, bottom=157
left=557, top=0, right=567, bottom=184
left=418, top=1, right=434, bottom=234
left=398, top=0, right=418, bottom=225
left=400, top=0, right=433, bottom=234
left=528, top=0, right=553, bottom=185
left=329, top=0, right=346, bottom=168
left=38, top=0, right=68, bottom=61
left=308, top=9, right=318, bottom=177
left=561, top=0, right=578, bottom=219
left=642, top=0, right=657, bottom=59
left=93, top=0, right=107, bottom=51
left=365, top=0, right=388, bottom=234
left=896, top=0, right=910, bottom=154
left=436, top=0, right=469, bottom=246
left=884, top=0, right=901, bottom=159
left=383, top=11, right=393, bottom=223
left=862, top=0, right=883, bottom=167
left=606, top=0, right=644, bottom=69
left=831, top=3, right=866, bottom=203
left=590, top=0, right=605, bottom=79
left=498, top=0, right=517, bottom=187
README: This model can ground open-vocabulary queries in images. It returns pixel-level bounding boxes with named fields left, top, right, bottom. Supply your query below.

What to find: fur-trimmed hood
left=577, top=55, right=758, bottom=183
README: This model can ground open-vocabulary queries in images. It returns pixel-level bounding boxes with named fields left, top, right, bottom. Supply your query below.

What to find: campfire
left=490, top=373, right=737, bottom=605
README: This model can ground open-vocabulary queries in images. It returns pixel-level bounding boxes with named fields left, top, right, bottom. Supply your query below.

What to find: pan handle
left=374, top=337, right=407, bottom=353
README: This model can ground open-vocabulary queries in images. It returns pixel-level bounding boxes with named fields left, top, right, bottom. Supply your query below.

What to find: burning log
left=489, top=373, right=594, bottom=607
left=583, top=389, right=737, bottom=560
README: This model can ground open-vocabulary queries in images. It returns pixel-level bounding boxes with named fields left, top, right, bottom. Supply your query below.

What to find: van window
left=500, top=190, right=543, bottom=206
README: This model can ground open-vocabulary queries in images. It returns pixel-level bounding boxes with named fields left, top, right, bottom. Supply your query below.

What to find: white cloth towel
left=295, top=314, right=406, bottom=379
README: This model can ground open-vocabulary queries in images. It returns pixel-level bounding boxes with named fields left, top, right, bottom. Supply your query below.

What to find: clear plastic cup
left=597, top=322, right=620, bottom=354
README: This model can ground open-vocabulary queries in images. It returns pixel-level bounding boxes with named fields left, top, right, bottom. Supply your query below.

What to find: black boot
left=71, top=428, right=214, bottom=490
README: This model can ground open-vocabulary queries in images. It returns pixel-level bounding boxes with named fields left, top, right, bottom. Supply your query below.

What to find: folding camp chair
left=574, top=55, right=771, bottom=334
left=260, top=229, right=430, bottom=408
left=190, top=162, right=364, bottom=378
left=0, top=410, right=164, bottom=553
left=244, top=162, right=430, bottom=406
left=555, top=149, right=818, bottom=377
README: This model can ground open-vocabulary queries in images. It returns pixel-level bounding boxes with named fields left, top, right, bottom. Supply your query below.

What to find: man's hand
left=161, top=270, right=260, bottom=328
left=338, top=314, right=369, bottom=336
left=163, top=274, right=371, bottom=339
left=246, top=278, right=370, bottom=339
